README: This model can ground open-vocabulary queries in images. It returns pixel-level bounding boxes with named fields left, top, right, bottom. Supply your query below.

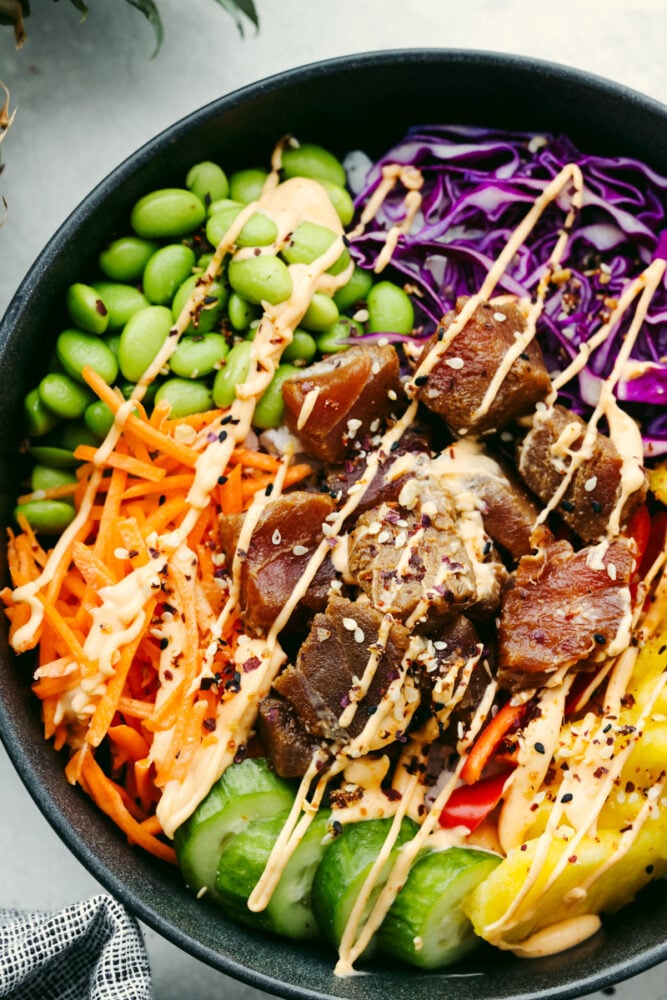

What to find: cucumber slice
left=215, top=808, right=332, bottom=940
left=312, top=817, right=418, bottom=958
left=378, top=847, right=501, bottom=969
left=174, top=758, right=295, bottom=902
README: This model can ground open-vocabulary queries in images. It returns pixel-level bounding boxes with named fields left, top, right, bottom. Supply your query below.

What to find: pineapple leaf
left=212, top=0, right=259, bottom=35
left=124, top=0, right=164, bottom=56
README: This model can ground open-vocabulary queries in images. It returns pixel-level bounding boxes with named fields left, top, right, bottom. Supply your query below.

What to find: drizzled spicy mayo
left=5, top=133, right=667, bottom=976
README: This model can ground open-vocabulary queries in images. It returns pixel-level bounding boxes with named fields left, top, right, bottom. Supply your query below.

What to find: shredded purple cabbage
left=348, top=125, right=667, bottom=456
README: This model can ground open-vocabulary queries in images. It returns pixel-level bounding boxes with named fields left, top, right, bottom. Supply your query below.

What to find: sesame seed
left=292, top=545, right=309, bottom=556
left=584, top=476, right=598, bottom=492
left=371, top=362, right=380, bottom=375
left=445, top=357, right=464, bottom=370
left=354, top=627, right=365, bottom=643
left=561, top=792, right=574, bottom=803
left=493, top=311, right=507, bottom=322
left=387, top=389, right=398, bottom=400
left=342, top=617, right=358, bottom=631
left=114, top=547, right=130, bottom=560
left=607, top=563, right=617, bottom=581
left=395, top=530, right=408, bottom=548
left=378, top=530, right=392, bottom=544
left=534, top=742, right=546, bottom=754
left=272, top=529, right=282, bottom=545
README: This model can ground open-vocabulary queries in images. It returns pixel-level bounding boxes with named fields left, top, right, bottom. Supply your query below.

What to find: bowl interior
left=2, top=49, right=667, bottom=1000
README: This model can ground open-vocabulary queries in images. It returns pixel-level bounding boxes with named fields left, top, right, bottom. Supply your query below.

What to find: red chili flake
left=382, top=787, right=402, bottom=802
left=568, top=855, right=578, bottom=863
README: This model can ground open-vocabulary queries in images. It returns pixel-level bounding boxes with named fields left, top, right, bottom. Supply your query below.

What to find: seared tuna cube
left=219, top=491, right=338, bottom=634
left=347, top=481, right=506, bottom=628
left=274, top=595, right=415, bottom=743
left=497, top=537, right=634, bottom=692
left=281, top=344, right=402, bottom=463
left=415, top=299, right=551, bottom=434
left=325, top=419, right=437, bottom=518
left=516, top=404, right=647, bottom=542
left=433, top=439, right=541, bottom=559
left=417, top=616, right=489, bottom=737
left=257, top=696, right=328, bottom=778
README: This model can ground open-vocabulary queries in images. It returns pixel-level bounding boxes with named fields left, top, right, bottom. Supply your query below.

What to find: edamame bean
left=227, top=291, right=260, bottom=331
left=281, top=329, right=317, bottom=365
left=104, top=333, right=122, bottom=358
left=99, top=236, right=159, bottom=282
left=207, top=204, right=278, bottom=248
left=253, top=364, right=300, bottom=429
left=131, top=188, right=206, bottom=239
left=93, top=282, right=149, bottom=330
left=31, top=464, right=78, bottom=494
left=143, top=244, right=196, bottom=306
left=333, top=266, right=374, bottom=313
left=207, top=197, right=238, bottom=217
left=15, top=499, right=76, bottom=534
left=58, top=420, right=100, bottom=452
left=84, top=400, right=115, bottom=440
left=228, top=256, right=292, bottom=306
left=66, top=283, right=109, bottom=335
left=118, top=305, right=173, bottom=382
left=186, top=161, right=229, bottom=204
left=169, top=333, right=229, bottom=379
left=56, top=330, right=119, bottom=385
left=212, top=340, right=253, bottom=408
left=28, top=445, right=78, bottom=468
left=321, top=180, right=355, bottom=227
left=316, top=317, right=362, bottom=354
left=38, top=373, right=93, bottom=420
left=229, top=169, right=268, bottom=204
left=367, top=280, right=414, bottom=334
left=300, top=292, right=339, bottom=332
left=154, top=378, right=213, bottom=418
left=281, top=143, right=346, bottom=187
left=118, top=381, right=159, bottom=405
left=281, top=221, right=350, bottom=275
left=171, top=274, right=227, bottom=333
left=24, top=387, right=60, bottom=437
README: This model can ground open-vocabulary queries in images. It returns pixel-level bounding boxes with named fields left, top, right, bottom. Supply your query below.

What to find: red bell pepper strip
left=439, top=769, right=513, bottom=832
left=626, top=503, right=651, bottom=563
left=459, top=699, right=526, bottom=785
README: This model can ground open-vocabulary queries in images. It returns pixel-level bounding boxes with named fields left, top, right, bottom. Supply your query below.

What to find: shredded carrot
left=108, top=723, right=151, bottom=763
left=80, top=753, right=176, bottom=864
left=86, top=599, right=156, bottom=747
left=241, top=462, right=312, bottom=504
left=219, top=462, right=243, bottom=516
left=17, top=483, right=78, bottom=504
left=229, top=447, right=281, bottom=472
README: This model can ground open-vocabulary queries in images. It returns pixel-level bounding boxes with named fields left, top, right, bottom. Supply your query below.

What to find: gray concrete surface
left=1, top=1, right=667, bottom=997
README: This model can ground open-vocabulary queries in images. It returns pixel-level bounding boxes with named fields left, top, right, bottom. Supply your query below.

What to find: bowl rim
left=2, top=45, right=667, bottom=1000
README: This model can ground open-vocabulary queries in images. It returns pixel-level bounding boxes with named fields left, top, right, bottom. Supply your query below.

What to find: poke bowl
left=2, top=48, right=667, bottom=1000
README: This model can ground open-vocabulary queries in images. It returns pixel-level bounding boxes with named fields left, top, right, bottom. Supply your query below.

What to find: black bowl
left=2, top=49, right=667, bottom=1000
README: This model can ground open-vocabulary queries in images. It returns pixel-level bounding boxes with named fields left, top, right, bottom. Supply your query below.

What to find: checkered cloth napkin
left=0, top=894, right=153, bottom=999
